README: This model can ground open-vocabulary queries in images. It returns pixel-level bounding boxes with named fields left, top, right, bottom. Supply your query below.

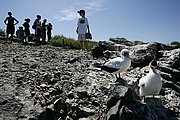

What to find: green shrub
left=171, top=41, right=180, bottom=46
left=109, top=37, right=127, bottom=42
left=51, top=35, right=98, bottom=50
left=0, top=28, right=5, bottom=36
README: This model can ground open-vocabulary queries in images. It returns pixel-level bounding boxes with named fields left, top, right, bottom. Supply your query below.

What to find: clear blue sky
left=0, top=0, right=180, bottom=43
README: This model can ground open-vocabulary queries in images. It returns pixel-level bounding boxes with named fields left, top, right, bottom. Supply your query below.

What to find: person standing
left=4, top=12, right=19, bottom=43
left=47, top=23, right=52, bottom=42
left=23, top=18, right=30, bottom=44
left=32, top=15, right=41, bottom=45
left=41, top=19, right=47, bottom=44
left=76, top=10, right=90, bottom=50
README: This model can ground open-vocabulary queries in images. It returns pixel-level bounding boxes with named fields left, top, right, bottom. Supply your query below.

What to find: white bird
left=138, top=58, right=162, bottom=100
left=94, top=49, right=131, bottom=79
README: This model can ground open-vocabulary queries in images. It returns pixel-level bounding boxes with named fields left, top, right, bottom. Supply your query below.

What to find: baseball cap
left=77, top=10, right=85, bottom=14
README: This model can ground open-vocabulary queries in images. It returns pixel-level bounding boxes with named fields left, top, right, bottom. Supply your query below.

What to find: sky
left=0, top=0, right=180, bottom=43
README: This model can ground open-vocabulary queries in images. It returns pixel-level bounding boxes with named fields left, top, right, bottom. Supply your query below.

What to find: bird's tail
left=93, top=63, right=103, bottom=68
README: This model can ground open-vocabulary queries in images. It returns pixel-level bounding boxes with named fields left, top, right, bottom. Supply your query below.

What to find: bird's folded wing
left=104, top=57, right=123, bottom=69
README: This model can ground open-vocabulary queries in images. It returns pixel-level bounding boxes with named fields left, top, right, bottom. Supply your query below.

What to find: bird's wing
left=104, top=57, right=123, bottom=69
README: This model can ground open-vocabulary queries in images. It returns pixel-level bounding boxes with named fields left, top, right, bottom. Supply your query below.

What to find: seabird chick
left=94, top=49, right=131, bottom=79
left=138, top=58, right=162, bottom=101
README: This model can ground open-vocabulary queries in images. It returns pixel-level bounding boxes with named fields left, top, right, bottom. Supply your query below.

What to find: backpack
left=32, top=20, right=37, bottom=29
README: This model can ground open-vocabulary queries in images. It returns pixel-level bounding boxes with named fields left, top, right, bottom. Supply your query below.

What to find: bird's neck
left=149, top=67, right=157, bottom=73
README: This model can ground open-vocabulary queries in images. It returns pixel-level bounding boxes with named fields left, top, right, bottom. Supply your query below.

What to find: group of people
left=4, top=12, right=52, bottom=45
left=4, top=9, right=91, bottom=49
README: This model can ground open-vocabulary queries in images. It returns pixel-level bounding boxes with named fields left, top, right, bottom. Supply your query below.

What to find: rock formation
left=0, top=40, right=179, bottom=120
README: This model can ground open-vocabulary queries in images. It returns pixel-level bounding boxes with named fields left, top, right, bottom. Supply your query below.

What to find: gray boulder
left=106, top=82, right=177, bottom=120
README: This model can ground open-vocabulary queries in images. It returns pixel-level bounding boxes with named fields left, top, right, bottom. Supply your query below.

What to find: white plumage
left=105, top=49, right=131, bottom=73
left=94, top=49, right=131, bottom=78
left=138, top=61, right=162, bottom=97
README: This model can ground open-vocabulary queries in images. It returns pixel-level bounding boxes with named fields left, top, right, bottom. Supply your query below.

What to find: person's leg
left=82, top=34, right=86, bottom=50
left=25, top=31, right=29, bottom=43
left=44, top=32, right=46, bottom=43
left=27, top=34, right=30, bottom=43
left=49, top=32, right=51, bottom=41
left=36, top=36, right=40, bottom=45
left=47, top=34, right=49, bottom=42
left=78, top=34, right=83, bottom=50
left=10, top=33, right=13, bottom=42
left=10, top=25, right=15, bottom=42
left=35, top=30, right=39, bottom=45
left=6, top=25, right=9, bottom=43
left=80, top=41, right=83, bottom=50
left=41, top=34, right=44, bottom=44
left=42, top=32, right=46, bottom=44
left=23, top=33, right=26, bottom=43
left=85, top=41, right=88, bottom=50
left=6, top=33, right=9, bottom=43
left=36, top=28, right=41, bottom=45
left=82, top=41, right=85, bottom=50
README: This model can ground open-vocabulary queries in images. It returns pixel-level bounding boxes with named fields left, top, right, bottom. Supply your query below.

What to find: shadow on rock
left=106, top=81, right=178, bottom=120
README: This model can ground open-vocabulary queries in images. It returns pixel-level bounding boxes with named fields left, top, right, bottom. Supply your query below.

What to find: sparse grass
left=0, top=28, right=5, bottom=36
left=51, top=35, right=98, bottom=50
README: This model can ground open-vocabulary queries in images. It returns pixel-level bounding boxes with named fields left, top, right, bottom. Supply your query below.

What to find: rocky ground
left=0, top=40, right=179, bottom=120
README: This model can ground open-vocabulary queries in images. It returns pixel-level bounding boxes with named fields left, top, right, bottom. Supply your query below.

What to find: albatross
left=138, top=58, right=162, bottom=101
left=94, top=49, right=131, bottom=79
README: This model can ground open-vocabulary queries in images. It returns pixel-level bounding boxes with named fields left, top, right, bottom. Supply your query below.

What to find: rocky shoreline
left=0, top=40, right=179, bottom=120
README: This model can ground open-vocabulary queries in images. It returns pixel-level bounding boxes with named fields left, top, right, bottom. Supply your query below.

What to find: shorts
left=7, top=25, right=15, bottom=34
left=78, top=34, right=86, bottom=42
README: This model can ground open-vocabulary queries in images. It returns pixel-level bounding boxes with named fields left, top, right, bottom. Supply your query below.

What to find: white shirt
left=77, top=17, right=89, bottom=34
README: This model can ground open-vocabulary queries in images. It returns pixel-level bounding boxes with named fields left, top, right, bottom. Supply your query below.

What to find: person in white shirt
left=76, top=10, right=90, bottom=50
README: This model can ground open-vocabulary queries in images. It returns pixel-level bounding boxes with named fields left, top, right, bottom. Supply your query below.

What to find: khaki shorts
left=78, top=34, right=86, bottom=42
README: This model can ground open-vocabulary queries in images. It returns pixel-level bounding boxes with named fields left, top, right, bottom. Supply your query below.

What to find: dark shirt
left=4, top=16, right=18, bottom=25
left=47, top=24, right=52, bottom=32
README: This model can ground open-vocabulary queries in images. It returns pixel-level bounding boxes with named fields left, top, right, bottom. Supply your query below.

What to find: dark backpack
left=32, top=20, right=37, bottom=29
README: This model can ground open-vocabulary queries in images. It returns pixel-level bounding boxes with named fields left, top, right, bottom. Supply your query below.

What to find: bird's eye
left=124, top=52, right=128, bottom=56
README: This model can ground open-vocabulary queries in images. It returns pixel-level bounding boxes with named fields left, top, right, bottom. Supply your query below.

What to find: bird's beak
left=150, top=65, right=158, bottom=72
left=126, top=55, right=132, bottom=61
left=124, top=53, right=131, bottom=59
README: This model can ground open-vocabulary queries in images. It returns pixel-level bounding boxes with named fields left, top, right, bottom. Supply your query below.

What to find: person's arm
left=14, top=18, right=19, bottom=25
left=4, top=18, right=8, bottom=25
left=86, top=18, right=90, bottom=33
left=76, top=26, right=79, bottom=34
left=76, top=19, right=79, bottom=34
left=87, top=25, right=90, bottom=33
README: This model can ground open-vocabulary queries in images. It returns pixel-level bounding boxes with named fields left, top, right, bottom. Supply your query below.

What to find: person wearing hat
left=47, top=23, right=52, bottom=42
left=41, top=19, right=47, bottom=44
left=76, top=9, right=90, bottom=50
left=4, top=11, right=19, bottom=43
left=23, top=18, right=31, bottom=43
left=32, top=15, right=42, bottom=45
